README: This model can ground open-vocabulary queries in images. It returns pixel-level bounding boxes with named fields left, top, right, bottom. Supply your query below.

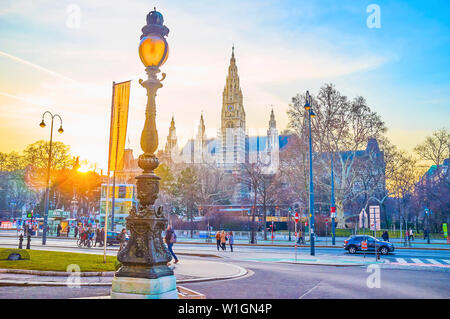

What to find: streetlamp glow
left=139, top=35, right=169, bottom=67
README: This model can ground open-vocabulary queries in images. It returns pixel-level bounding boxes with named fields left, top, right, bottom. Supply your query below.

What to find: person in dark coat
left=118, top=228, right=127, bottom=251
left=56, top=224, right=62, bottom=237
left=164, top=226, right=179, bottom=264
left=382, top=231, right=389, bottom=242
left=74, top=226, right=78, bottom=238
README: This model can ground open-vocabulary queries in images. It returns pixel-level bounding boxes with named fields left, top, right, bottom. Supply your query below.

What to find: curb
left=0, top=263, right=249, bottom=287
left=0, top=268, right=114, bottom=277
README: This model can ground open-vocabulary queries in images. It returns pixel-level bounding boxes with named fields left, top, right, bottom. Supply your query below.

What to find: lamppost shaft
left=331, top=154, right=336, bottom=246
left=308, top=108, right=315, bottom=256
left=42, top=116, right=54, bottom=245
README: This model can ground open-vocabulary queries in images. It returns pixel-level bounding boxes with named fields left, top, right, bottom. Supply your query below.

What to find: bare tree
left=287, top=84, right=386, bottom=228
left=414, top=128, right=450, bottom=180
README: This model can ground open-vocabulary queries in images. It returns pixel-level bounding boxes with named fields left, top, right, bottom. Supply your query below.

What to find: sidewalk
left=0, top=258, right=247, bottom=287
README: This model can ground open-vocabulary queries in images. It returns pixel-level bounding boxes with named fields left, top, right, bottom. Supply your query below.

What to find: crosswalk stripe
left=427, top=259, right=441, bottom=265
left=411, top=258, right=423, bottom=264
left=442, top=260, right=450, bottom=264
left=396, top=258, right=407, bottom=264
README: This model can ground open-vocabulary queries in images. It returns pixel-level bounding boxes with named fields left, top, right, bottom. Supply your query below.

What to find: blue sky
left=0, top=0, right=449, bottom=169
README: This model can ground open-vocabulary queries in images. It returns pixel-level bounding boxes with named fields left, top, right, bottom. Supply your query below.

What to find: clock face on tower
left=227, top=105, right=234, bottom=112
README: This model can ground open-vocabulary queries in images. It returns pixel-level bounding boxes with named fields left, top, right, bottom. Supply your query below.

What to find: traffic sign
left=361, top=241, right=368, bottom=251
left=294, top=212, right=299, bottom=223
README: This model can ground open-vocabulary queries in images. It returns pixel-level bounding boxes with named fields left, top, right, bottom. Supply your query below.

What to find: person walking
left=118, top=228, right=127, bottom=251
left=215, top=231, right=221, bottom=251
left=56, top=224, right=61, bottom=237
left=74, top=226, right=78, bottom=238
left=220, top=230, right=227, bottom=251
left=66, top=225, right=70, bottom=237
left=164, top=226, right=179, bottom=264
left=382, top=230, right=389, bottom=242
left=228, top=231, right=234, bottom=252
left=94, top=228, right=101, bottom=247
left=100, top=227, right=105, bottom=246
left=409, top=229, right=414, bottom=241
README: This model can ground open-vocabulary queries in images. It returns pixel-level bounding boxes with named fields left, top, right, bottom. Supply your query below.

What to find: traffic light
left=27, top=212, right=33, bottom=218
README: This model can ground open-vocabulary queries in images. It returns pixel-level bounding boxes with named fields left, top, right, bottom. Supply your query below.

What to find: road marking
left=426, top=259, right=441, bottom=265
left=442, top=260, right=450, bottom=264
left=396, top=258, right=407, bottom=264
left=299, top=282, right=321, bottom=299
left=411, top=258, right=423, bottom=264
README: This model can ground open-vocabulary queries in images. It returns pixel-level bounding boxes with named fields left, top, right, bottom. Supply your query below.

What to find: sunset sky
left=0, top=0, right=449, bottom=171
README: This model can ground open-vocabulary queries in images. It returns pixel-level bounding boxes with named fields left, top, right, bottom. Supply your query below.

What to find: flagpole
left=104, top=81, right=116, bottom=263
left=103, top=172, right=110, bottom=263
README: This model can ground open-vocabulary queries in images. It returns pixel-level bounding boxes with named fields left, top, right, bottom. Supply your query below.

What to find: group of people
left=215, top=230, right=235, bottom=252
left=77, top=226, right=106, bottom=247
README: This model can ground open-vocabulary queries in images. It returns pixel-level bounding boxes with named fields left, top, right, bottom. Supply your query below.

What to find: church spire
left=269, top=108, right=276, bottom=129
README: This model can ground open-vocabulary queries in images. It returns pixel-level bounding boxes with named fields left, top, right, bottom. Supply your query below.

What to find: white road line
left=299, top=282, right=321, bottom=299
left=411, top=258, right=423, bottom=264
left=442, top=260, right=450, bottom=264
left=426, top=259, right=441, bottom=265
left=396, top=258, right=407, bottom=264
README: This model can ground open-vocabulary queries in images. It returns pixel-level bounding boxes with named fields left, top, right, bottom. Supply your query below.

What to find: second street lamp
left=40, top=111, right=63, bottom=245
left=304, top=90, right=316, bottom=256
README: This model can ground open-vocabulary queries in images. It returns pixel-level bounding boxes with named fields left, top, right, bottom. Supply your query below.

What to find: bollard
left=19, top=235, right=24, bottom=249
left=26, top=235, right=31, bottom=249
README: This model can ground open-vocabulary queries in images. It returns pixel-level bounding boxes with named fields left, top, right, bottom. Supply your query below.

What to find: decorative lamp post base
left=111, top=275, right=177, bottom=299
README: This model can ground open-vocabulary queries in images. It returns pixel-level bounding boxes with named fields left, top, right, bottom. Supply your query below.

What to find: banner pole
left=104, top=81, right=115, bottom=263
left=103, top=172, right=110, bottom=263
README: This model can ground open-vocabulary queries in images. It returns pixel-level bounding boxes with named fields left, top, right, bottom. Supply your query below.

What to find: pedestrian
left=382, top=230, right=389, bottom=242
left=56, top=224, right=61, bottom=237
left=215, top=231, right=221, bottom=251
left=220, top=230, right=227, bottom=251
left=66, top=225, right=70, bottom=237
left=404, top=229, right=409, bottom=246
left=74, top=226, right=78, bottom=238
left=100, top=227, right=105, bottom=246
left=228, top=231, right=234, bottom=252
left=95, top=228, right=102, bottom=247
left=409, top=229, right=414, bottom=241
left=164, top=226, right=179, bottom=264
left=118, top=228, right=127, bottom=251
left=297, top=229, right=304, bottom=244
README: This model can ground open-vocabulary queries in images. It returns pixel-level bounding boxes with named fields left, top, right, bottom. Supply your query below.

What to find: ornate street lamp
left=40, top=111, right=63, bottom=245
left=111, top=8, right=177, bottom=299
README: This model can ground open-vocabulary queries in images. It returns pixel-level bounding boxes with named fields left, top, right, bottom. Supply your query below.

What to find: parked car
left=107, top=231, right=129, bottom=246
left=344, top=235, right=394, bottom=255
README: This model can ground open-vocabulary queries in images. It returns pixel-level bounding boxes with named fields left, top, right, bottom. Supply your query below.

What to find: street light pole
left=304, top=90, right=316, bottom=256
left=331, top=154, right=336, bottom=246
left=39, top=111, right=63, bottom=245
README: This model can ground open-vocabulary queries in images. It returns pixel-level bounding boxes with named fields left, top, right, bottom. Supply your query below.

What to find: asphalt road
left=183, top=258, right=450, bottom=299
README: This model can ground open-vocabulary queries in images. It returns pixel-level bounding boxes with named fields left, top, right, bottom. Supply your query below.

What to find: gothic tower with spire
left=266, top=109, right=279, bottom=173
left=217, top=46, right=247, bottom=169
left=194, top=113, right=207, bottom=163
left=165, top=116, right=178, bottom=161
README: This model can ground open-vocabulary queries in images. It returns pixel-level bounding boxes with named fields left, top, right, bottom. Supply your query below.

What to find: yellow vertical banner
left=108, top=80, right=131, bottom=172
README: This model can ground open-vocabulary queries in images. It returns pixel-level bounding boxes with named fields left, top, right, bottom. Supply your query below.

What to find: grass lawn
left=0, top=248, right=117, bottom=272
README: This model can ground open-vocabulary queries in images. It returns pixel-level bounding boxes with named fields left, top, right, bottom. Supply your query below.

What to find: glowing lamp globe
left=139, top=35, right=169, bottom=67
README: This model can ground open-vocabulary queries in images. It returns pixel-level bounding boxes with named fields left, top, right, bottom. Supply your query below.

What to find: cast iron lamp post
left=304, top=91, right=316, bottom=256
left=111, top=8, right=177, bottom=299
left=40, top=111, right=63, bottom=245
